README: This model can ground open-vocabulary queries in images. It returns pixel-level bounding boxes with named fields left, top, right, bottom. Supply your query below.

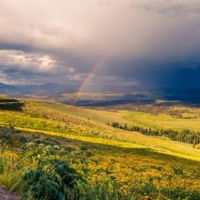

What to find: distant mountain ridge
left=0, top=83, right=24, bottom=94
left=0, top=82, right=76, bottom=97
left=1, top=82, right=200, bottom=103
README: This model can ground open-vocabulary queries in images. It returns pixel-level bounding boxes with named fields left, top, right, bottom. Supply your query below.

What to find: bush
left=23, top=157, right=85, bottom=200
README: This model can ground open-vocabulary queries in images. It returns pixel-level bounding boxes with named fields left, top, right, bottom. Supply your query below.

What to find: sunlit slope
left=37, top=101, right=131, bottom=124
left=36, top=100, right=200, bottom=132
left=123, top=111, right=200, bottom=131
left=0, top=99, right=197, bottom=161
left=1, top=126, right=200, bottom=199
left=1, top=99, right=200, bottom=199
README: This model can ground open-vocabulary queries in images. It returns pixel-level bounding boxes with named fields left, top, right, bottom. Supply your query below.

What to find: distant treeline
left=110, top=122, right=200, bottom=148
left=0, top=102, right=24, bottom=111
left=0, top=99, right=19, bottom=103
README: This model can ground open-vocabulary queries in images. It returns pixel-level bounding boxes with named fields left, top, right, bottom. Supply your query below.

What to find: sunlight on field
left=1, top=99, right=200, bottom=199
left=123, top=111, right=200, bottom=131
left=1, top=126, right=200, bottom=199
left=15, top=126, right=200, bottom=162
left=39, top=102, right=131, bottom=124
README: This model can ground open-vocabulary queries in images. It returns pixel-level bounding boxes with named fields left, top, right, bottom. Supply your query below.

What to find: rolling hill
left=0, top=98, right=200, bottom=199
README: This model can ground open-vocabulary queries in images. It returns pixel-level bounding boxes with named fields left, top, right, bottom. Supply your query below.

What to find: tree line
left=110, top=122, right=200, bottom=148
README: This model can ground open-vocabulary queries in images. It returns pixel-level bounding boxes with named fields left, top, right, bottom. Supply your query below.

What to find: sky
left=0, top=0, right=200, bottom=90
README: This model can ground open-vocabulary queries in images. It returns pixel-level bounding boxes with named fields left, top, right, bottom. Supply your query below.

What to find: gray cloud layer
left=0, top=0, right=200, bottom=89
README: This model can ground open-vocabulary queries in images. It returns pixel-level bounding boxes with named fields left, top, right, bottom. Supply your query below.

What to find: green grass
left=37, top=100, right=200, bottom=132
left=1, top=126, right=200, bottom=199
left=123, top=110, right=200, bottom=131
left=15, top=126, right=200, bottom=162
left=37, top=101, right=131, bottom=125
left=0, top=99, right=200, bottom=199
left=2, top=99, right=199, bottom=157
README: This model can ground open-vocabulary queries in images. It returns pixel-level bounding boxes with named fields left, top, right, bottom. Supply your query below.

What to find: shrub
left=23, top=157, right=85, bottom=200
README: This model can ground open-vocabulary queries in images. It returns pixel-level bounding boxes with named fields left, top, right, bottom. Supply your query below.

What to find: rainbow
left=72, top=56, right=107, bottom=105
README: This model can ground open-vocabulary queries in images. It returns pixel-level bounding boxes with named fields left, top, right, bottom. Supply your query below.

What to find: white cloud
left=39, top=56, right=56, bottom=71
left=0, top=50, right=57, bottom=73
left=69, top=68, right=75, bottom=73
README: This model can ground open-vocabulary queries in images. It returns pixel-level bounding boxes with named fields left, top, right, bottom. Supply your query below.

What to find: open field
left=38, top=101, right=131, bottom=125
left=123, top=111, right=200, bottom=131
left=0, top=99, right=200, bottom=199
left=37, top=100, right=200, bottom=132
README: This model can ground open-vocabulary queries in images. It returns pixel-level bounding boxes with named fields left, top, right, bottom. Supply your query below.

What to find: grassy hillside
left=38, top=100, right=200, bottom=132
left=0, top=99, right=200, bottom=199
left=123, top=110, right=200, bottom=131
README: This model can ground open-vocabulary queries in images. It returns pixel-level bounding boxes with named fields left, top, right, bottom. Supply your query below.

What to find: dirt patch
left=0, top=186, right=21, bottom=200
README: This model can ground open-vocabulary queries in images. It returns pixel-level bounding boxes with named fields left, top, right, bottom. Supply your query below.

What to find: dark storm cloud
left=3, top=68, right=19, bottom=74
left=96, top=54, right=200, bottom=89
left=0, top=0, right=200, bottom=89
left=0, top=42, right=34, bottom=52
